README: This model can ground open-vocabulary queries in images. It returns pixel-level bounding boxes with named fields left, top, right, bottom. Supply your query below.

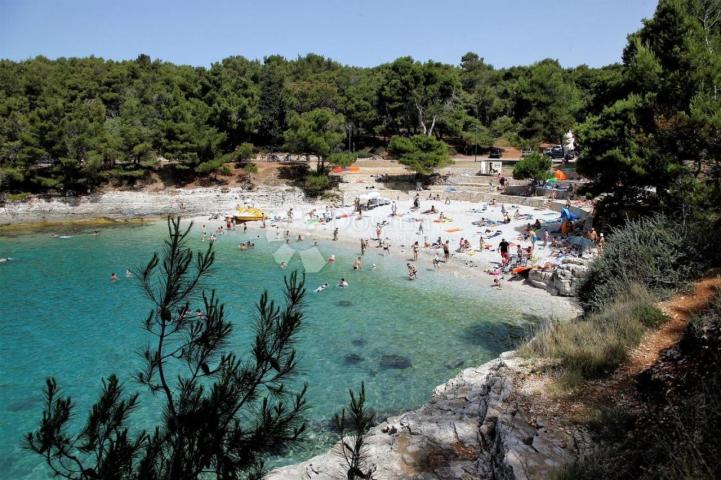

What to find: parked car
left=489, top=147, right=503, bottom=159
left=520, top=149, right=534, bottom=157
left=544, top=145, right=565, bottom=159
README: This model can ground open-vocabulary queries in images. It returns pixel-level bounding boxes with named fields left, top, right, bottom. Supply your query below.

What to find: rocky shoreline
left=268, top=351, right=585, bottom=480
left=0, top=187, right=305, bottom=225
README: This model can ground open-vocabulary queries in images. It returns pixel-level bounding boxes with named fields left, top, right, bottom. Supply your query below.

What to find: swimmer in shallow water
left=279, top=261, right=287, bottom=270
left=338, top=278, right=349, bottom=288
left=125, top=269, right=133, bottom=277
left=314, top=283, right=329, bottom=293
left=111, top=272, right=118, bottom=282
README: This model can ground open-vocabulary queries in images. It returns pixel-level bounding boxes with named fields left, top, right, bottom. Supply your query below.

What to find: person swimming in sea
left=314, top=283, right=329, bottom=293
left=328, top=254, right=336, bottom=263
left=279, top=261, right=287, bottom=270
left=111, top=272, right=118, bottom=282
left=353, top=256, right=362, bottom=271
left=125, top=269, right=133, bottom=277
left=338, top=278, right=349, bottom=288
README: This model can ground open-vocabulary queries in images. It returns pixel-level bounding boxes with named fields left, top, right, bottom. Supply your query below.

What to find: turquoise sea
left=0, top=220, right=530, bottom=478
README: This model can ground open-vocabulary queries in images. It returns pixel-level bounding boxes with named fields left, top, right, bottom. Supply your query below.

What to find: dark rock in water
left=380, top=354, right=412, bottom=370
left=336, top=300, right=353, bottom=307
left=344, top=353, right=364, bottom=365
left=445, top=358, right=465, bottom=370
left=351, top=338, right=366, bottom=347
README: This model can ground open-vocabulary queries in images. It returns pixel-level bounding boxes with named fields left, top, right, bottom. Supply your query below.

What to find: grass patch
left=5, top=192, right=32, bottom=202
left=521, top=285, right=667, bottom=382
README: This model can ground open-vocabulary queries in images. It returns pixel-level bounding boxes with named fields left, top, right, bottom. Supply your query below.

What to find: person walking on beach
left=391, top=201, right=398, bottom=216
left=543, top=229, right=549, bottom=247
left=287, top=208, right=294, bottom=222
left=443, top=240, right=450, bottom=262
left=333, top=227, right=339, bottom=241
left=412, top=241, right=419, bottom=261
left=360, top=238, right=366, bottom=255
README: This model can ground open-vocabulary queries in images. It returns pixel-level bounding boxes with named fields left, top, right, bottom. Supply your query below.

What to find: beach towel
left=485, top=230, right=502, bottom=239
left=446, top=227, right=462, bottom=233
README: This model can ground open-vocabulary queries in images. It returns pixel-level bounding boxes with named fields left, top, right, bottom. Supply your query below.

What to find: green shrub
left=578, top=215, right=705, bottom=311
left=303, top=173, right=331, bottom=196
left=6, top=191, right=32, bottom=202
left=512, top=152, right=551, bottom=182
left=242, top=163, right=258, bottom=175
left=387, top=135, right=451, bottom=175
left=327, top=152, right=357, bottom=167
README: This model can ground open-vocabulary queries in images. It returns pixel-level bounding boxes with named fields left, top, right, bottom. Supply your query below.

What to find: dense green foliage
left=578, top=215, right=713, bottom=311
left=387, top=134, right=451, bottom=174
left=577, top=0, right=721, bottom=221
left=512, top=152, right=552, bottom=182
left=1, top=53, right=598, bottom=193
left=26, top=218, right=308, bottom=479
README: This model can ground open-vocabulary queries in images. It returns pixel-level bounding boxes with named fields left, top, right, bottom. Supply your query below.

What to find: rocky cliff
left=268, top=352, right=584, bottom=480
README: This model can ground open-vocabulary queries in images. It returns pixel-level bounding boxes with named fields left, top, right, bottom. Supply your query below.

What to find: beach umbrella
left=554, top=169, right=568, bottom=180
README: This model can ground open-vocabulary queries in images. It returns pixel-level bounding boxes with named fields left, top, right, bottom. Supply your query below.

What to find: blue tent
left=560, top=208, right=579, bottom=221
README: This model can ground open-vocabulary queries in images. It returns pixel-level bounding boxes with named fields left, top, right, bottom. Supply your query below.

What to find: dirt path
left=553, top=273, right=721, bottom=419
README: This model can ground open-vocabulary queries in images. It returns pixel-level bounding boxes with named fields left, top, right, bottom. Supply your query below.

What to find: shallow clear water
left=0, top=220, right=529, bottom=478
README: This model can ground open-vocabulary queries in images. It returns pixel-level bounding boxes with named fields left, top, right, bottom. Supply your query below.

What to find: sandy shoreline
left=2, top=187, right=583, bottom=319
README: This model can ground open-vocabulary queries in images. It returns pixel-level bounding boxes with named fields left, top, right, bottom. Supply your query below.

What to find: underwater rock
left=344, top=353, right=364, bottom=365
left=336, top=300, right=353, bottom=307
left=380, top=354, right=412, bottom=370
left=351, top=338, right=366, bottom=347
left=445, top=358, right=465, bottom=369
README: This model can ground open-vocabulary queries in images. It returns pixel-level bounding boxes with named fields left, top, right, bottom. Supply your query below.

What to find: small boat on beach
left=232, top=207, right=266, bottom=223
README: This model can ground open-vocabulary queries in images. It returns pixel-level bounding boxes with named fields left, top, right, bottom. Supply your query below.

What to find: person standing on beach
left=391, top=201, right=397, bottom=216
left=287, top=208, right=294, bottom=222
left=412, top=241, right=419, bottom=261
left=433, top=253, right=441, bottom=270
left=443, top=240, right=450, bottom=262
left=499, top=238, right=510, bottom=263
left=333, top=227, right=339, bottom=241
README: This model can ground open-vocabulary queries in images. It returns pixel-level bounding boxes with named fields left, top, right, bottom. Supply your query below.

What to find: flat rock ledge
left=0, top=187, right=305, bottom=224
left=268, top=352, right=582, bottom=480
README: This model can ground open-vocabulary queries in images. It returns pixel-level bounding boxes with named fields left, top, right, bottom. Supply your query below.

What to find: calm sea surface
left=0, top=220, right=529, bottom=478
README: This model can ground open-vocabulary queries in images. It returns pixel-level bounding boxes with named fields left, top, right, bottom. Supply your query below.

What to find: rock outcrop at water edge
left=268, top=351, right=584, bottom=480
